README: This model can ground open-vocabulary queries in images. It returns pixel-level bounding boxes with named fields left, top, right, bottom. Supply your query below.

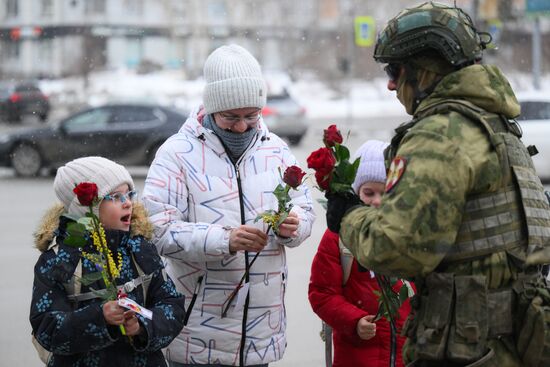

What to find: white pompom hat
left=54, top=156, right=134, bottom=217
left=352, top=140, right=390, bottom=194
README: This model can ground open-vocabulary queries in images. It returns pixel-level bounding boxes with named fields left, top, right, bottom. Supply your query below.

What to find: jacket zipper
left=235, top=165, right=250, bottom=367
left=210, top=129, right=260, bottom=367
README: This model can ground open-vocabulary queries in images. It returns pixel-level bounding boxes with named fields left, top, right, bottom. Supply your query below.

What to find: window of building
left=6, top=0, right=18, bottom=18
left=85, top=0, right=106, bottom=15
left=207, top=0, right=227, bottom=20
left=41, top=0, right=53, bottom=17
left=38, top=39, right=53, bottom=65
left=125, top=0, right=143, bottom=16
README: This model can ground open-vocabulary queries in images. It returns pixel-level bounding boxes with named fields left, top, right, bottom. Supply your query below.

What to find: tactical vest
left=388, top=100, right=550, bottom=366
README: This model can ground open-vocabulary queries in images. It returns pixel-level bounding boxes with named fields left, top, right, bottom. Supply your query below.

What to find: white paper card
left=118, top=297, right=153, bottom=320
left=233, top=282, right=250, bottom=313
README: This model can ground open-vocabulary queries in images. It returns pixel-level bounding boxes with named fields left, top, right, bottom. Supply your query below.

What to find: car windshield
left=15, top=84, right=40, bottom=93
left=63, top=108, right=111, bottom=132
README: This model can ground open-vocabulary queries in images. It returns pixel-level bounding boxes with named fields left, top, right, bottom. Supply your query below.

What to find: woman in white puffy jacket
left=142, top=44, right=315, bottom=367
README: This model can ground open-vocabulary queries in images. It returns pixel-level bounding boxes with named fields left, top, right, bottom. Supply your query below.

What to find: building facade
left=0, top=0, right=548, bottom=80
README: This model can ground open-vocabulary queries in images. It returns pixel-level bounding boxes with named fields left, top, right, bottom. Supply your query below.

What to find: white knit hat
left=352, top=140, right=390, bottom=194
left=203, top=44, right=267, bottom=114
left=54, top=156, right=135, bottom=217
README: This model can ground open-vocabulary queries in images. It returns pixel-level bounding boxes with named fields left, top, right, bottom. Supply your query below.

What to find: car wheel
left=287, top=135, right=303, bottom=146
left=11, top=143, right=42, bottom=177
left=8, top=114, right=21, bottom=123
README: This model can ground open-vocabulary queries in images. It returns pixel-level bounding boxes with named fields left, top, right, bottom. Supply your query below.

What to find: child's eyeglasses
left=384, top=63, right=402, bottom=82
left=103, top=190, right=137, bottom=204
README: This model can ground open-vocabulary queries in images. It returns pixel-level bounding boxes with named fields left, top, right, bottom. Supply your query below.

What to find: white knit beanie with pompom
left=54, top=156, right=134, bottom=217
left=352, top=140, right=390, bottom=194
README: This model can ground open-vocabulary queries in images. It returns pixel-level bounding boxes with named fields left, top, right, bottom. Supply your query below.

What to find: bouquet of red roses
left=307, top=125, right=360, bottom=195
left=307, top=125, right=413, bottom=328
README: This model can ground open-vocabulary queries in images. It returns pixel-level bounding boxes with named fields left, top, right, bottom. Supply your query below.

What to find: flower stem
left=221, top=224, right=272, bottom=318
left=374, top=274, right=397, bottom=326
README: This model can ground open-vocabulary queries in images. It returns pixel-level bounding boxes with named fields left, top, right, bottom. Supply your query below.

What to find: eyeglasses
left=384, top=63, right=402, bottom=82
left=216, top=111, right=261, bottom=126
left=103, top=190, right=137, bottom=204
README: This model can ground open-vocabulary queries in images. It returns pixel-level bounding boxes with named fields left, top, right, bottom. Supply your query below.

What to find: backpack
left=32, top=238, right=156, bottom=365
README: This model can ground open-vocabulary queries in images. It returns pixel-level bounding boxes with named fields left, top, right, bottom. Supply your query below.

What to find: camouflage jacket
left=341, top=64, right=521, bottom=283
left=340, top=64, right=530, bottom=366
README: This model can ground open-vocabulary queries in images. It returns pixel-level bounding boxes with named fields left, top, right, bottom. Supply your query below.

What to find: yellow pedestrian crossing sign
left=355, top=16, right=376, bottom=47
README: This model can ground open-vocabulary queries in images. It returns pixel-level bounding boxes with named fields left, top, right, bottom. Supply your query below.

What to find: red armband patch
left=385, top=156, right=407, bottom=193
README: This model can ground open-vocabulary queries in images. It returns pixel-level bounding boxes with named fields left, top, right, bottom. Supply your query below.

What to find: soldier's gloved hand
left=326, top=191, right=362, bottom=233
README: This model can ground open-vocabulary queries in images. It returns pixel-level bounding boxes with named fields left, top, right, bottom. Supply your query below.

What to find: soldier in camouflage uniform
left=326, top=2, right=550, bottom=367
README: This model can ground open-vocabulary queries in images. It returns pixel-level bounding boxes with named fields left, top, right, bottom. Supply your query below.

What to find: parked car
left=0, top=103, right=187, bottom=176
left=0, top=82, right=50, bottom=122
left=516, top=92, right=550, bottom=182
left=262, top=90, right=307, bottom=145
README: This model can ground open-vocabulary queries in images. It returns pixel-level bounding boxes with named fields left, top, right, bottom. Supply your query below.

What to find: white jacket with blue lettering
left=142, top=106, right=315, bottom=365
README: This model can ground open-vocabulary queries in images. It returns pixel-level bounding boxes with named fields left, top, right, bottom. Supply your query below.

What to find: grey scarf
left=202, top=113, right=257, bottom=162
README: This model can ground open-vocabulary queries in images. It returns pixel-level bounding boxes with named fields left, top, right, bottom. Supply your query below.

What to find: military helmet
left=374, top=1, right=486, bottom=67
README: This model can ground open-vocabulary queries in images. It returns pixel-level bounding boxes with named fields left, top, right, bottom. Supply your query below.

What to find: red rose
left=73, top=182, right=99, bottom=206
left=283, top=165, right=306, bottom=189
left=315, top=168, right=332, bottom=191
left=323, top=124, right=343, bottom=147
left=307, top=147, right=336, bottom=171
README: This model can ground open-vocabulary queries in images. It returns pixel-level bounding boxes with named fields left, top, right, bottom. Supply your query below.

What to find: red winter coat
left=308, top=229, right=413, bottom=367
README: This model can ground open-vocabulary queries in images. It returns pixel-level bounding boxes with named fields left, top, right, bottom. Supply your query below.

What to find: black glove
left=326, top=192, right=362, bottom=233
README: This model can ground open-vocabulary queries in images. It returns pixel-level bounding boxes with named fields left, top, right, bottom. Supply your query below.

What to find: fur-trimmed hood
left=34, top=202, right=154, bottom=252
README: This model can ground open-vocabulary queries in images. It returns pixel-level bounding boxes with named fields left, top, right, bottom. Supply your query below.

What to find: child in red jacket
left=309, top=140, right=413, bottom=367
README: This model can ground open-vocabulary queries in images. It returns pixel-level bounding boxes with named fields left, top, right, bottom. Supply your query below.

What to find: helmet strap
left=403, top=63, right=441, bottom=114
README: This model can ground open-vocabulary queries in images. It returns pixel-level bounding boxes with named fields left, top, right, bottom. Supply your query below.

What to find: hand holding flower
left=103, top=300, right=125, bottom=326
left=276, top=211, right=299, bottom=238
left=222, top=165, right=306, bottom=318
left=228, top=225, right=268, bottom=253
left=122, top=311, right=142, bottom=336
left=356, top=315, right=376, bottom=340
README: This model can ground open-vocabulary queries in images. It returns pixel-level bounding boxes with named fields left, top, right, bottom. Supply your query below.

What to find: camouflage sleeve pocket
left=446, top=275, right=489, bottom=364
left=415, top=273, right=454, bottom=360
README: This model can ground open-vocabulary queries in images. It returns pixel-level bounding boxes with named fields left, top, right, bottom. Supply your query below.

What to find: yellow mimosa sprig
left=65, top=182, right=127, bottom=335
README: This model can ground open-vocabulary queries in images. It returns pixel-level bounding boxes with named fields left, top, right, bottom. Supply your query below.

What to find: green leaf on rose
left=89, top=285, right=118, bottom=301
left=64, top=222, right=88, bottom=247
left=399, top=284, right=410, bottom=304
left=64, top=235, right=87, bottom=247
left=276, top=208, right=291, bottom=227
left=331, top=182, right=353, bottom=192
left=77, top=216, right=94, bottom=231
left=334, top=144, right=350, bottom=162
left=80, top=271, right=104, bottom=286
